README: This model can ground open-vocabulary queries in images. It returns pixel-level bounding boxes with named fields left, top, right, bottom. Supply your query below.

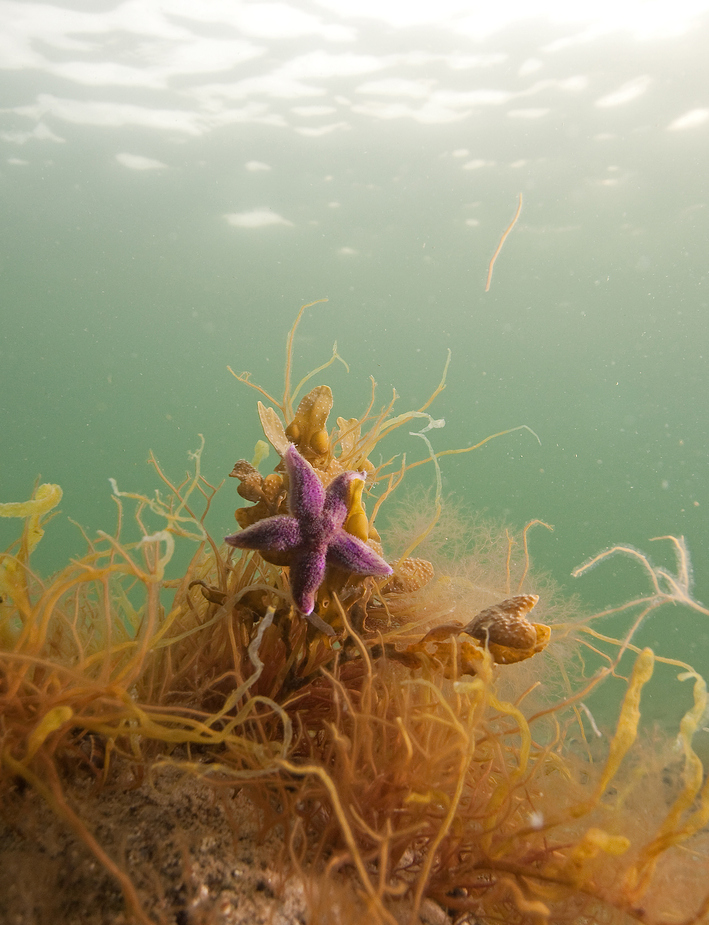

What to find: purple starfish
left=225, top=443, right=393, bottom=616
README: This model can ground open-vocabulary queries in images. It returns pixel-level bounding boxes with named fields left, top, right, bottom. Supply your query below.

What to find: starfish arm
left=290, top=546, right=327, bottom=615
left=321, top=470, right=363, bottom=533
left=326, top=532, right=393, bottom=578
left=284, top=443, right=325, bottom=526
left=225, top=515, right=301, bottom=553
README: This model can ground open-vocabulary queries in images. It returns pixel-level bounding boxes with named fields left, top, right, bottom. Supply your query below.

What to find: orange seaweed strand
left=485, top=193, right=523, bottom=292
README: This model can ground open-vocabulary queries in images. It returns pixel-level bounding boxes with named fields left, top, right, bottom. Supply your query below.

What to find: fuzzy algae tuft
left=1, top=302, right=708, bottom=925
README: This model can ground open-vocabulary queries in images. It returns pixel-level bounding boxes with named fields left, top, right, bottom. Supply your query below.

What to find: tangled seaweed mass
left=1, top=301, right=708, bottom=925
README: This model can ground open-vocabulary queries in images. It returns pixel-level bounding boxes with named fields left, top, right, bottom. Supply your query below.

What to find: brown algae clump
left=1, top=301, right=708, bottom=925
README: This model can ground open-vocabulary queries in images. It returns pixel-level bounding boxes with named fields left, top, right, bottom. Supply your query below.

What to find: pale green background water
left=2, top=0, right=709, bottom=702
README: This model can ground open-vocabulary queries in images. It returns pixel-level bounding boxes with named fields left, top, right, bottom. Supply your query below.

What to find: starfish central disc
left=225, top=443, right=392, bottom=615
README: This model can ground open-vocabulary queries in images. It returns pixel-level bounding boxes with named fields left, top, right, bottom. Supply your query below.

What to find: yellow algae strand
left=582, top=647, right=654, bottom=813
left=624, top=668, right=709, bottom=898
left=1, top=484, right=63, bottom=632
left=0, top=483, right=63, bottom=555
left=485, top=192, right=523, bottom=292
left=24, top=706, right=74, bottom=763
left=570, top=827, right=630, bottom=864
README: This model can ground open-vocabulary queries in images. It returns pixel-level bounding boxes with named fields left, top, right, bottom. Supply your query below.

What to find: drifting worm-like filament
left=485, top=192, right=523, bottom=292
